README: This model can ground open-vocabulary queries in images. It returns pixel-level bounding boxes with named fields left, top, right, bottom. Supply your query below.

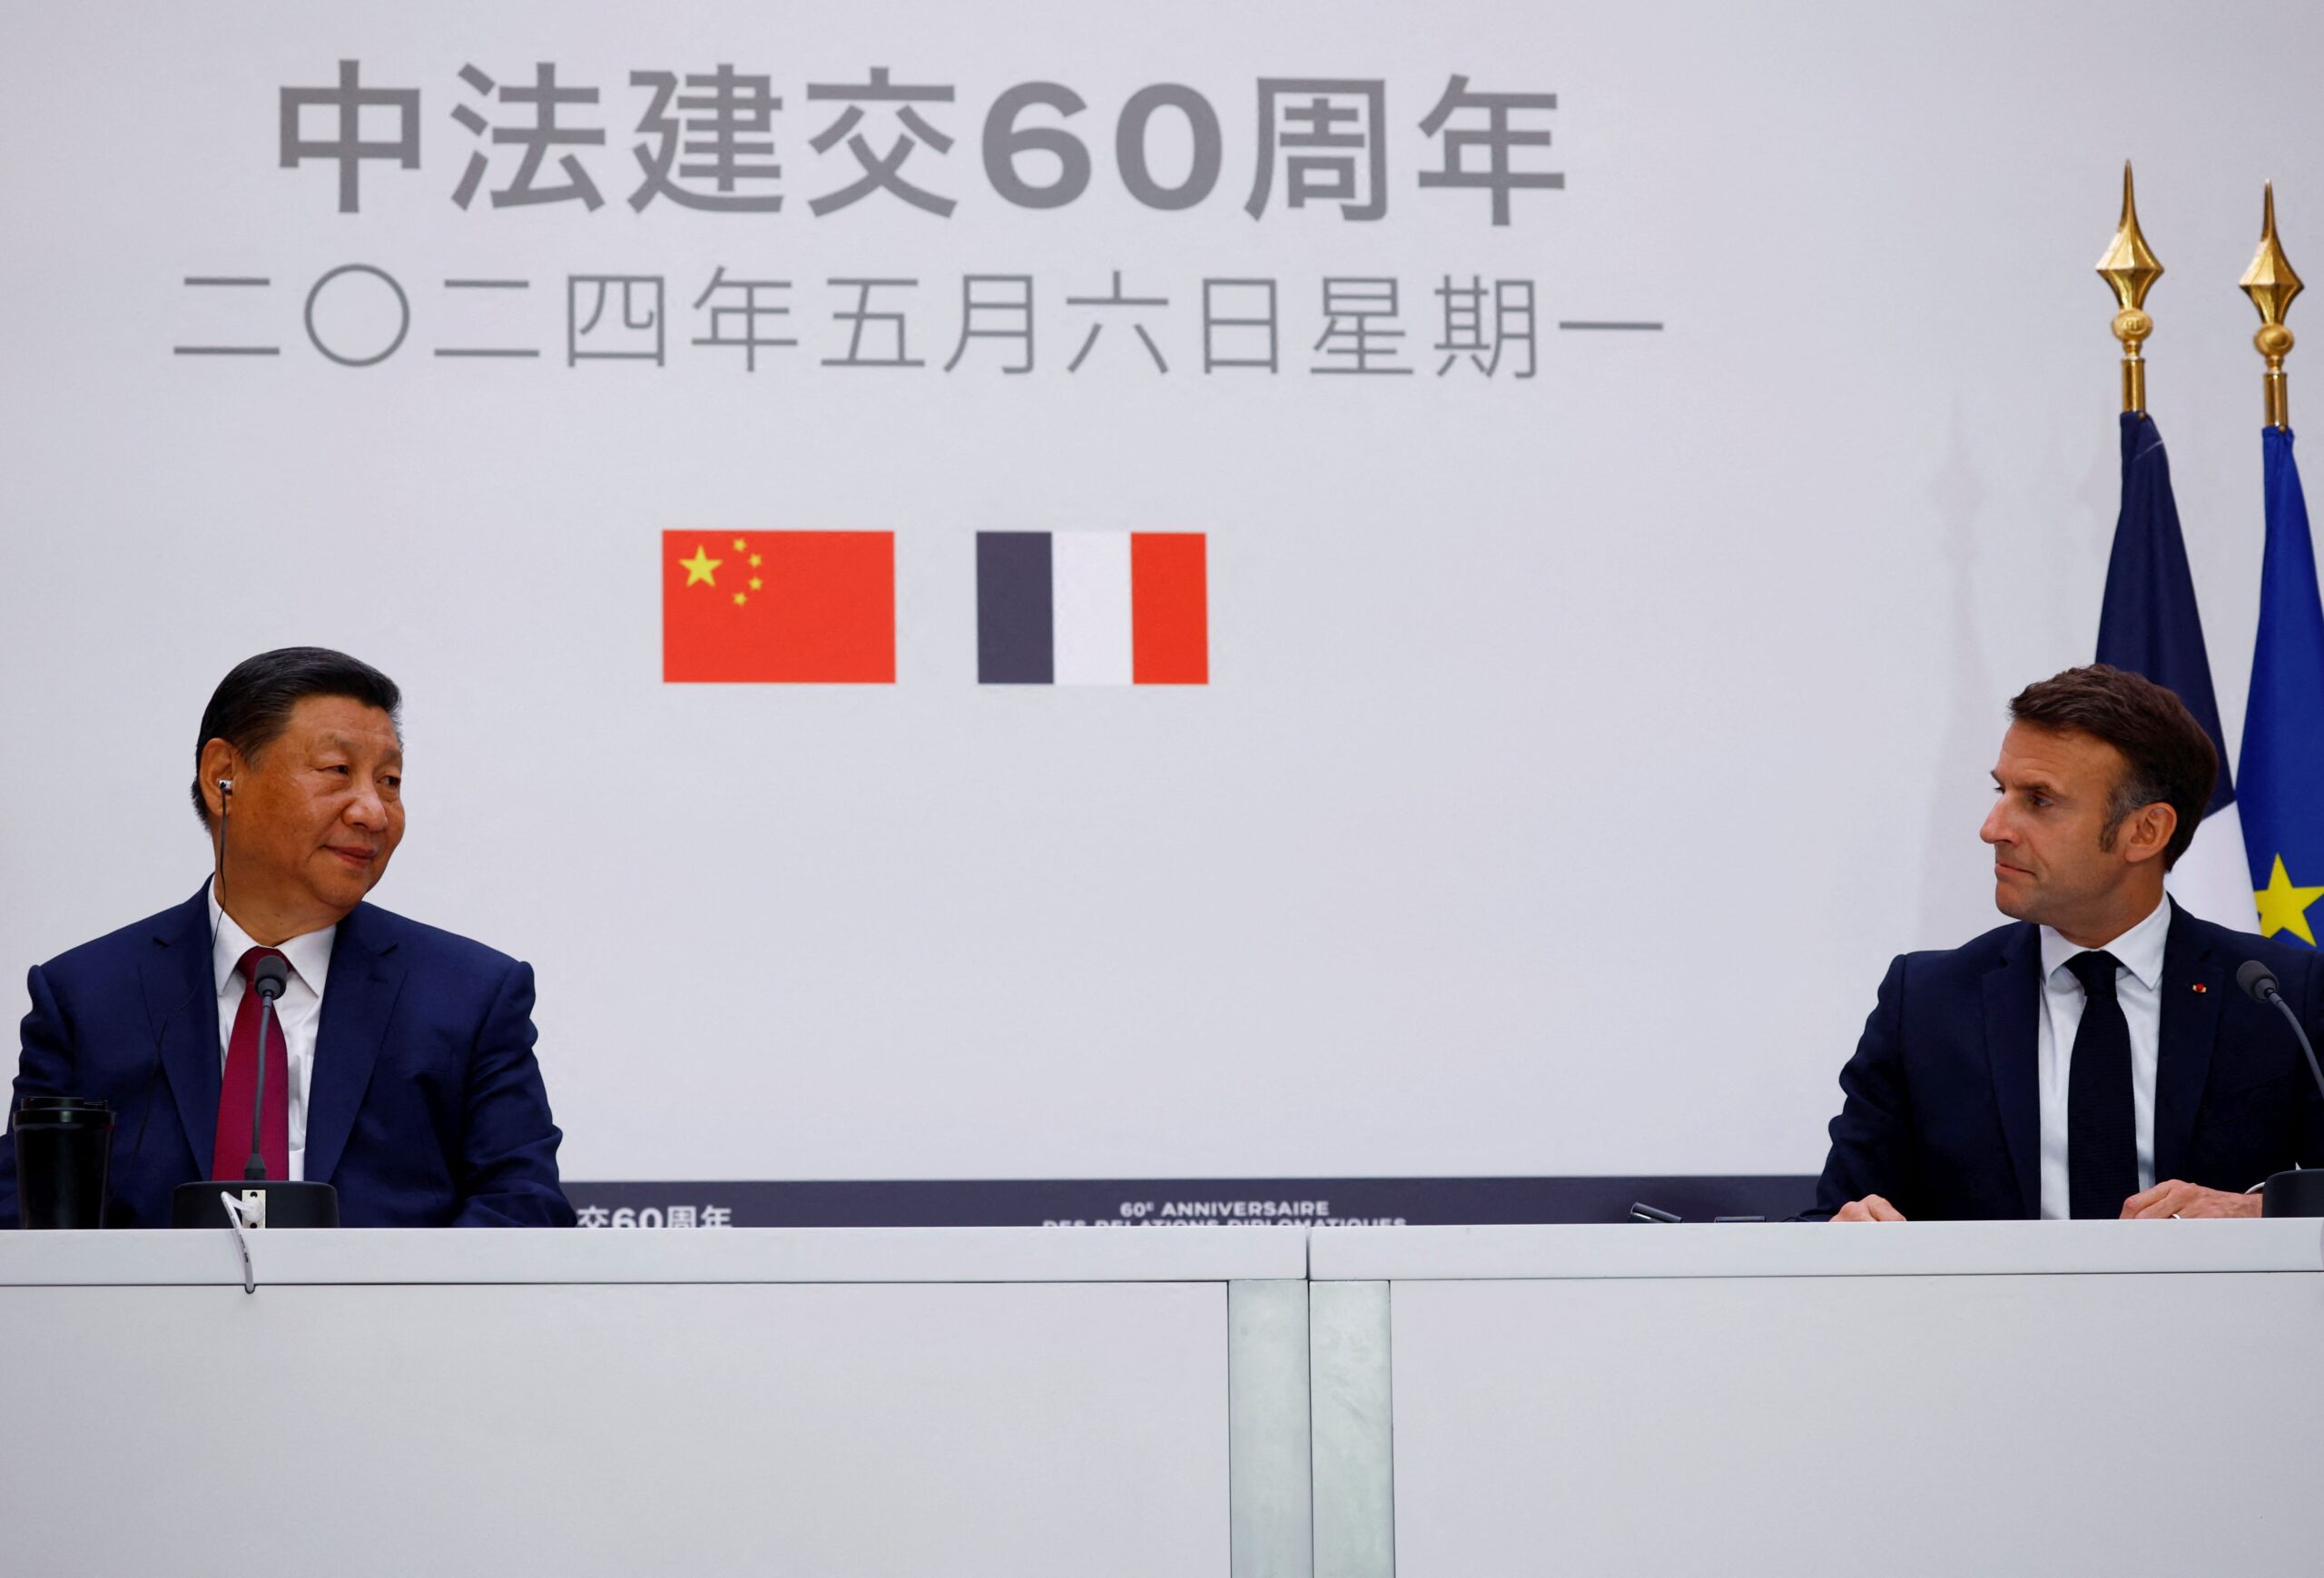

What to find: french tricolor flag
left=977, top=532, right=1208, bottom=685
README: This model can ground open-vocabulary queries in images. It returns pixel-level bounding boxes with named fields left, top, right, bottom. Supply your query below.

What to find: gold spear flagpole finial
left=2240, top=182, right=2303, bottom=429
left=2096, top=161, right=2164, bottom=414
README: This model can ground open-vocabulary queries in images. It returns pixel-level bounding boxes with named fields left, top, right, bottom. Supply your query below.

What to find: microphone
left=243, top=952, right=289, bottom=1181
left=163, top=776, right=340, bottom=1230
left=2237, top=960, right=2324, bottom=1218
left=2236, top=961, right=2324, bottom=1101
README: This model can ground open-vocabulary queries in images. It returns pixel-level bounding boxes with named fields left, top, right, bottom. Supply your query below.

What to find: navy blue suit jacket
left=3, top=886, right=575, bottom=1228
left=1816, top=902, right=2324, bottom=1219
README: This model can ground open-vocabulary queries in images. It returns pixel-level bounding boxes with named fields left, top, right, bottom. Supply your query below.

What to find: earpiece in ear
left=218, top=778, right=232, bottom=797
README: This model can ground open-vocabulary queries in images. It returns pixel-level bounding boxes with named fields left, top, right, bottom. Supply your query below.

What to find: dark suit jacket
left=3, top=886, right=575, bottom=1228
left=1815, top=902, right=2324, bottom=1218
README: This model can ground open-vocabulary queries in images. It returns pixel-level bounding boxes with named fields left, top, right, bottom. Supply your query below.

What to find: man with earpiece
left=0, top=647, right=575, bottom=1227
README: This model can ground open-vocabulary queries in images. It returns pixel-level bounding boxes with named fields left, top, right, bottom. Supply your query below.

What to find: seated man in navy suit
left=1819, top=664, right=2324, bottom=1221
left=2, top=646, right=574, bottom=1228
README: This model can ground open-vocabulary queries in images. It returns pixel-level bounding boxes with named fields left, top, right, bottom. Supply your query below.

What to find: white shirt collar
left=2038, top=892, right=2171, bottom=991
left=207, top=886, right=338, bottom=999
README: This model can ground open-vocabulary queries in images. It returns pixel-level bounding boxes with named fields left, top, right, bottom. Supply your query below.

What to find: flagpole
left=2096, top=162, right=2163, bottom=414
left=2240, top=183, right=2304, bottom=430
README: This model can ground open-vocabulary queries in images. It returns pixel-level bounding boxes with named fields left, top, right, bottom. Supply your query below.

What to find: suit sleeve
left=1813, top=954, right=1921, bottom=1218
left=2, top=965, right=79, bottom=1228
left=451, top=960, right=576, bottom=1228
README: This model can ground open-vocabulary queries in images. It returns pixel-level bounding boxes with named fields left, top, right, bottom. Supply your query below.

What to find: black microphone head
left=251, top=952, right=290, bottom=1001
left=2237, top=959, right=2281, bottom=1003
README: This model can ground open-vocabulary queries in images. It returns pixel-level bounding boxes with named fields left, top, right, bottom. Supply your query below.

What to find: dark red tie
left=212, top=946, right=290, bottom=1180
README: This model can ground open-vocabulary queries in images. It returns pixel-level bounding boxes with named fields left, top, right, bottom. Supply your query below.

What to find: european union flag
left=2094, top=411, right=2249, bottom=923
left=2240, top=426, right=2324, bottom=947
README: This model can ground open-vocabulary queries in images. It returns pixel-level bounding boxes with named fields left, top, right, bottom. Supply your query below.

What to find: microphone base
left=2260, top=1168, right=2324, bottom=1218
left=170, top=1179, right=340, bottom=1228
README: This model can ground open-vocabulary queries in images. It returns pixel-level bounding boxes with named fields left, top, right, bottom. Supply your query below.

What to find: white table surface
left=0, top=1226, right=1310, bottom=1578
left=1308, top=1220, right=2324, bottom=1578
left=0, top=1222, right=1312, bottom=1285
left=1309, top=1218, right=2324, bottom=1279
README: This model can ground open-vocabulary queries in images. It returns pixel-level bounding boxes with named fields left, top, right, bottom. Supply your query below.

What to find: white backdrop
left=3, top=2, right=2319, bottom=1182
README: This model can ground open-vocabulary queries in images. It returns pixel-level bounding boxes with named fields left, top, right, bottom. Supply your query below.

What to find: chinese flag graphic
left=662, top=531, right=895, bottom=684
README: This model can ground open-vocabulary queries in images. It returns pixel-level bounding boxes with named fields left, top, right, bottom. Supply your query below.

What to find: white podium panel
left=1313, top=1222, right=2324, bottom=1578
left=0, top=1228, right=1310, bottom=1578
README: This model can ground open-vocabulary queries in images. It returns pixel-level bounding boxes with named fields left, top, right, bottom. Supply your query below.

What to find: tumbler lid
left=16, top=1095, right=113, bottom=1127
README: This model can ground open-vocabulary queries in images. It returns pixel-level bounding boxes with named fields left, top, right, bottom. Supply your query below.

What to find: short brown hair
left=2008, top=664, right=2218, bottom=869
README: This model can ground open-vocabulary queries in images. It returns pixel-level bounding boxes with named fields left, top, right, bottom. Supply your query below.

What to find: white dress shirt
left=2034, top=894, right=2170, bottom=1218
left=208, top=890, right=337, bottom=1182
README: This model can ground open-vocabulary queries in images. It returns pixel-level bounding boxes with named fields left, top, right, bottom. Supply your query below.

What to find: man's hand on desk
left=2120, top=1179, right=2261, bottom=1218
left=1831, top=1183, right=2258, bottom=1219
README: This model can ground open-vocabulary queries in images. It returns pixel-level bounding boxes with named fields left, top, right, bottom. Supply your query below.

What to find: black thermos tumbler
left=12, top=1096, right=114, bottom=1228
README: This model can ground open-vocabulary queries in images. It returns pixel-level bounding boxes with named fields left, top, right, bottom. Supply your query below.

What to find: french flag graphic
left=976, top=532, right=1208, bottom=685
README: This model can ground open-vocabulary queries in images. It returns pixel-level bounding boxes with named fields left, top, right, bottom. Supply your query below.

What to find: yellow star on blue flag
left=2239, top=426, right=2324, bottom=950
left=2256, top=855, right=2324, bottom=946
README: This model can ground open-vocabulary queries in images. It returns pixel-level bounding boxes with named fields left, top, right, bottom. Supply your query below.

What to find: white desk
left=0, top=1228, right=1313, bottom=1578
left=16, top=1221, right=2319, bottom=1576
left=1306, top=1221, right=2324, bottom=1578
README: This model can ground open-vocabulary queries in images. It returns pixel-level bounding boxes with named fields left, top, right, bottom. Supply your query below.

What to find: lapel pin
left=2192, top=982, right=2208, bottom=993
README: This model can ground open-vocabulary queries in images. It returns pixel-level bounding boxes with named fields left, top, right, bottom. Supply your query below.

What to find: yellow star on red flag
left=677, top=545, right=723, bottom=587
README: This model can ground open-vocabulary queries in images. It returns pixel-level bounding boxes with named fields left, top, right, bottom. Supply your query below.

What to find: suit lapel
left=304, top=903, right=406, bottom=1186
left=2153, top=904, right=2223, bottom=1183
left=1983, top=924, right=2043, bottom=1217
left=144, top=889, right=222, bottom=1174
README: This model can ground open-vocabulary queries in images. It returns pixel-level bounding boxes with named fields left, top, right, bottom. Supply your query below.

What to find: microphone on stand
left=168, top=782, right=340, bottom=1230
left=169, top=950, right=339, bottom=1228
left=2234, top=960, right=2324, bottom=1218
left=243, top=952, right=289, bottom=1180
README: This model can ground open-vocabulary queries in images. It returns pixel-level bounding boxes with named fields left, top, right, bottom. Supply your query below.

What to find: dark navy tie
left=2064, top=950, right=2136, bottom=1220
